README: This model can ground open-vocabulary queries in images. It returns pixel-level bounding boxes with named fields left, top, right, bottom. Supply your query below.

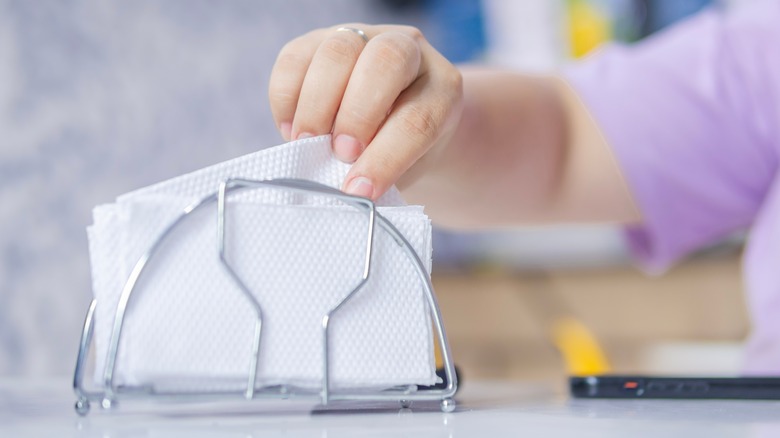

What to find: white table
left=3, top=378, right=780, bottom=437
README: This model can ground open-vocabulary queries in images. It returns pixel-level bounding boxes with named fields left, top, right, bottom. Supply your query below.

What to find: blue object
left=424, top=0, right=486, bottom=63
left=644, top=0, right=713, bottom=35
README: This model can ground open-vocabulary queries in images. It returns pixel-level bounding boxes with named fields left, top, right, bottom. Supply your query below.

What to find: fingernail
left=280, top=122, right=292, bottom=141
left=297, top=132, right=313, bottom=140
left=344, top=177, right=374, bottom=199
left=333, top=134, right=363, bottom=163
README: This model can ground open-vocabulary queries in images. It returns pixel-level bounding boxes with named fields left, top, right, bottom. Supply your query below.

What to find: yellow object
left=551, top=317, right=611, bottom=376
left=567, top=0, right=612, bottom=58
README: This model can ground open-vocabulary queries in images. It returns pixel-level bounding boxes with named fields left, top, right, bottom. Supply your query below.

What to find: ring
left=336, top=27, right=369, bottom=43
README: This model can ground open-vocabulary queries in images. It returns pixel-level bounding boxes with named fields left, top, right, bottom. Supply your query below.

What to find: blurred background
left=0, top=0, right=755, bottom=383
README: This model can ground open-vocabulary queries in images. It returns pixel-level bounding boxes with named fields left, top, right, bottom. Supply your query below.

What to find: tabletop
left=3, top=378, right=780, bottom=437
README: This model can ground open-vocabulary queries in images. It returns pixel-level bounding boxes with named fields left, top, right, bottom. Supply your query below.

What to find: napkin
left=87, top=135, right=436, bottom=391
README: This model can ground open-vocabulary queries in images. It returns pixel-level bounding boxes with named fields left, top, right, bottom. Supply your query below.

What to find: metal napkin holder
left=73, top=178, right=458, bottom=415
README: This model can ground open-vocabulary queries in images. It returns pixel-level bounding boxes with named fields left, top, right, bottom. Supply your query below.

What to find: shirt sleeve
left=563, top=1, right=780, bottom=273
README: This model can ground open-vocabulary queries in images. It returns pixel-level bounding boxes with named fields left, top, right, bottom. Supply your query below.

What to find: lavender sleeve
left=564, top=2, right=780, bottom=273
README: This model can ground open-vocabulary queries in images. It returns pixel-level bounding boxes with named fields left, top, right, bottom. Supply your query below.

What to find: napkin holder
left=72, top=178, right=458, bottom=415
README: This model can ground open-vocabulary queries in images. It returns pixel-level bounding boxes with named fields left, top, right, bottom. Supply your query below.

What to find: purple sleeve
left=564, top=2, right=780, bottom=273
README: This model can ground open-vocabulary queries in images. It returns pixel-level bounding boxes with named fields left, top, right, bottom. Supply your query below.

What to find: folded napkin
left=87, top=135, right=436, bottom=391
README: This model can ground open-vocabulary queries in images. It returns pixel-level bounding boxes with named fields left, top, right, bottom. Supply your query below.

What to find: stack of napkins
left=87, top=135, right=436, bottom=391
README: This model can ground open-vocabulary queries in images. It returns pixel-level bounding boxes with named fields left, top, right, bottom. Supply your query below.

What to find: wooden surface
left=432, top=253, right=750, bottom=380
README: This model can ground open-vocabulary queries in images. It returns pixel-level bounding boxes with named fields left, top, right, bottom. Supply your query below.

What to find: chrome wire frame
left=73, top=178, right=457, bottom=416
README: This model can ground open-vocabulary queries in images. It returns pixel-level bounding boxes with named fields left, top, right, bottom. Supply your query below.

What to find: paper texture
left=87, top=135, right=436, bottom=390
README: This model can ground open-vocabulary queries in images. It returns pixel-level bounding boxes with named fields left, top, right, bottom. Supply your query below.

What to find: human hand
left=269, top=24, right=463, bottom=200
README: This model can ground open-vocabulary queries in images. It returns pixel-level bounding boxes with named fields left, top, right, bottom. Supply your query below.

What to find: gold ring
left=336, top=27, right=369, bottom=43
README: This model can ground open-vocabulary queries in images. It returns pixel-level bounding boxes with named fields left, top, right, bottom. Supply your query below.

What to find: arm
left=401, top=69, right=639, bottom=228
left=268, top=24, right=639, bottom=229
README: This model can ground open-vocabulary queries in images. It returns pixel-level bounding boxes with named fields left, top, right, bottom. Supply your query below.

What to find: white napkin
left=87, top=135, right=436, bottom=391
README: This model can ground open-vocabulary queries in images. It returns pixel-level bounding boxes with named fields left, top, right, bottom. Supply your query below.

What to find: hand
left=269, top=24, right=463, bottom=200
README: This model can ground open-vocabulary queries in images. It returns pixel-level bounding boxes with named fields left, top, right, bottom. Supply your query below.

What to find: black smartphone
left=570, top=375, right=780, bottom=400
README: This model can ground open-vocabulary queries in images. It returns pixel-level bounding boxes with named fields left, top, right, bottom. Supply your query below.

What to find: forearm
left=401, top=67, right=640, bottom=228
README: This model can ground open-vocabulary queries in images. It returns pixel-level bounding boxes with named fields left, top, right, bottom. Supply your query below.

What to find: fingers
left=330, top=30, right=422, bottom=163
left=268, top=30, right=324, bottom=141
left=289, top=30, right=368, bottom=140
left=270, top=24, right=425, bottom=150
left=270, top=24, right=463, bottom=201
left=343, top=59, right=463, bottom=199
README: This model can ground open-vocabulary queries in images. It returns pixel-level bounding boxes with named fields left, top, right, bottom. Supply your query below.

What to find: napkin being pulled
left=87, top=135, right=436, bottom=391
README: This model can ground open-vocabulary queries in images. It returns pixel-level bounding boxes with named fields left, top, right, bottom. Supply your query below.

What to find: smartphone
left=570, top=375, right=780, bottom=400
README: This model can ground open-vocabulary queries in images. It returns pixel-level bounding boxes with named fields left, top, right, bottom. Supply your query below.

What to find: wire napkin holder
left=73, top=178, right=458, bottom=415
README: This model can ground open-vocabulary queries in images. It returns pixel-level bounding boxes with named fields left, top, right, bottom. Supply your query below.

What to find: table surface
left=3, top=378, right=780, bottom=437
